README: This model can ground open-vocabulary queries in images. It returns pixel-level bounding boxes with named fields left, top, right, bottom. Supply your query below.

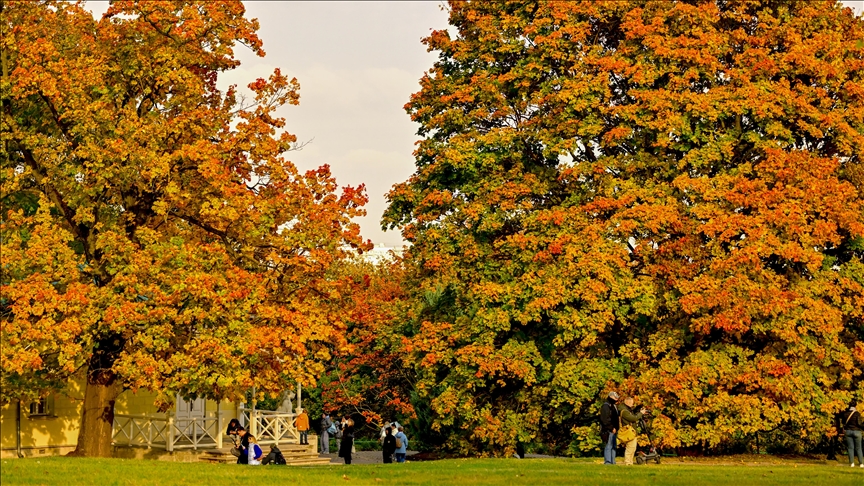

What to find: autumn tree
left=1, top=0, right=369, bottom=456
left=384, top=0, right=864, bottom=455
left=319, top=257, right=417, bottom=432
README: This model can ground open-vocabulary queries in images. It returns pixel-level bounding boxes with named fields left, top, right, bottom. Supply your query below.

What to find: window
left=28, top=396, right=54, bottom=417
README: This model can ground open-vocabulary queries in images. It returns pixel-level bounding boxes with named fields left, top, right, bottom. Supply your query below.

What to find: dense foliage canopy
left=384, top=0, right=864, bottom=455
left=1, top=0, right=368, bottom=455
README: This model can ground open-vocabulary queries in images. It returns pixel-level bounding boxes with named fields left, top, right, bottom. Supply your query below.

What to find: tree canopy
left=1, top=0, right=368, bottom=456
left=384, top=0, right=864, bottom=454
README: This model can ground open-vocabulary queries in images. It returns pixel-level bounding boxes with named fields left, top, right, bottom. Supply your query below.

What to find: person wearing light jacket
left=394, top=426, right=409, bottom=463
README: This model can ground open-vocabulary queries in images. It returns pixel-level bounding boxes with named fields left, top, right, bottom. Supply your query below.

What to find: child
left=247, top=435, right=264, bottom=465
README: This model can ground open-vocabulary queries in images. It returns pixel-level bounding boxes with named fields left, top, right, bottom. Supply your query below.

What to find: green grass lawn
left=1, top=457, right=860, bottom=486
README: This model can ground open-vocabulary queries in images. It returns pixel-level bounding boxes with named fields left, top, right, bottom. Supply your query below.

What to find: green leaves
left=386, top=0, right=864, bottom=455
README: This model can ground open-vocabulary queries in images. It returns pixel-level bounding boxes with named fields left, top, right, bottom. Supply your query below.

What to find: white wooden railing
left=239, top=408, right=300, bottom=445
left=112, top=413, right=224, bottom=452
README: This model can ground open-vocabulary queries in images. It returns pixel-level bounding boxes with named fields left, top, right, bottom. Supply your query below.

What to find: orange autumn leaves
left=1, top=0, right=369, bottom=454
left=3, top=0, right=864, bottom=458
left=384, top=0, right=864, bottom=454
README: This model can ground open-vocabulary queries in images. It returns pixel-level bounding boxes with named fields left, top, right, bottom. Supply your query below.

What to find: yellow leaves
left=854, top=342, right=864, bottom=366
left=2, top=1, right=372, bottom=416
left=384, top=0, right=864, bottom=454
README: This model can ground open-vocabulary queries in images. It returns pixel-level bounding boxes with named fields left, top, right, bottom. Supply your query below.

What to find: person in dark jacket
left=382, top=426, right=397, bottom=463
left=226, top=418, right=242, bottom=457
left=599, top=391, right=620, bottom=465
left=338, top=418, right=355, bottom=465
left=226, top=418, right=242, bottom=437
left=262, top=444, right=287, bottom=465
left=842, top=401, right=863, bottom=467
left=235, top=428, right=251, bottom=464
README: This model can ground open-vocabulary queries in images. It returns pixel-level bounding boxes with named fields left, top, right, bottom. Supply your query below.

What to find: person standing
left=394, top=426, right=408, bottom=463
left=599, top=391, right=620, bottom=465
left=382, top=426, right=397, bottom=463
left=320, top=413, right=333, bottom=454
left=334, top=418, right=343, bottom=453
left=842, top=401, right=864, bottom=468
left=619, top=397, right=647, bottom=466
left=295, top=408, right=310, bottom=445
left=338, top=418, right=355, bottom=465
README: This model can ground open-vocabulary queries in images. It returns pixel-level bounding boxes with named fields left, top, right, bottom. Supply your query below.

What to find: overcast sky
left=87, top=1, right=862, bottom=246
left=87, top=1, right=449, bottom=247
left=222, top=2, right=450, bottom=247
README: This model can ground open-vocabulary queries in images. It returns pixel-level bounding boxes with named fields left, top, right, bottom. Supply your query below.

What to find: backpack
left=328, top=423, right=338, bottom=435
left=395, top=436, right=403, bottom=449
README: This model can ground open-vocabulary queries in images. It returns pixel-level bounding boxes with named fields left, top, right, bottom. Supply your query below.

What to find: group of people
left=599, top=391, right=649, bottom=466
left=224, top=409, right=312, bottom=466
left=319, top=413, right=410, bottom=465
left=314, top=411, right=360, bottom=464
left=225, top=418, right=285, bottom=465
left=222, top=394, right=862, bottom=467
left=379, top=422, right=409, bottom=463
left=600, top=391, right=864, bottom=468
left=225, top=409, right=411, bottom=466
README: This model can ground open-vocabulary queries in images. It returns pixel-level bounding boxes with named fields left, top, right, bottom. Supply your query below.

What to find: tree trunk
left=69, top=367, right=121, bottom=457
left=69, top=335, right=125, bottom=457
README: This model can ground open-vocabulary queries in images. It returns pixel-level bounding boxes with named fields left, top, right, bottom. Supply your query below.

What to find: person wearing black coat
left=382, top=427, right=397, bottom=463
left=338, top=419, right=355, bottom=465
left=599, top=391, right=620, bottom=465
left=842, top=401, right=863, bottom=467
left=235, top=428, right=251, bottom=465
left=226, top=418, right=242, bottom=437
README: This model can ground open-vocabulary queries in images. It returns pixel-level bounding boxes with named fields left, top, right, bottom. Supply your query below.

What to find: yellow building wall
left=1, top=377, right=86, bottom=457
left=1, top=379, right=238, bottom=458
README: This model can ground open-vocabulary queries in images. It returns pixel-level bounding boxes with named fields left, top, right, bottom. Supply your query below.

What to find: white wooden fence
left=239, top=408, right=300, bottom=446
left=112, top=413, right=223, bottom=451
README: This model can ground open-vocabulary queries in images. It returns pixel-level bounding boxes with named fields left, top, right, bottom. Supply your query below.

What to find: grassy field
left=1, top=456, right=860, bottom=486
